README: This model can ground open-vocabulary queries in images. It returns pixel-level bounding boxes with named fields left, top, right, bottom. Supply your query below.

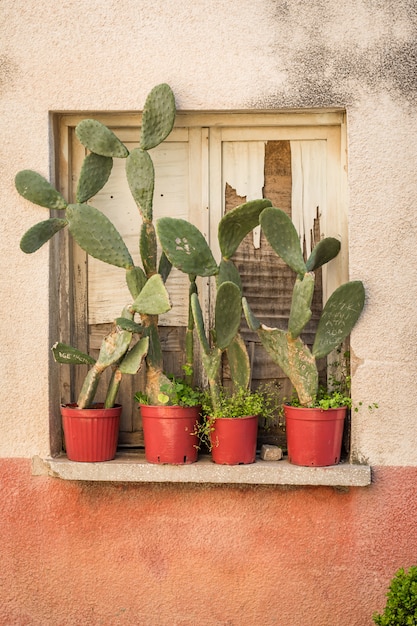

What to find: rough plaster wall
left=2, top=460, right=417, bottom=626
left=1, top=0, right=416, bottom=462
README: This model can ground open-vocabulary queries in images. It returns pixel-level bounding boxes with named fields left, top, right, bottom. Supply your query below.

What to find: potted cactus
left=156, top=200, right=276, bottom=464
left=15, top=83, right=203, bottom=462
left=243, top=206, right=366, bottom=466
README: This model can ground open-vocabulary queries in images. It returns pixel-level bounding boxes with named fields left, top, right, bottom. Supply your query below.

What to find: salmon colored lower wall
left=2, top=459, right=416, bottom=626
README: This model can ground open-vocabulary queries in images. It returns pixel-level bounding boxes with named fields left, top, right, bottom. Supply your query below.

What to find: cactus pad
left=15, top=170, right=67, bottom=210
left=190, top=292, right=210, bottom=355
left=20, top=218, right=68, bottom=253
left=126, top=148, right=155, bottom=220
left=312, top=280, right=365, bottom=359
left=226, top=334, right=250, bottom=390
left=217, top=258, right=242, bottom=290
left=96, top=327, right=132, bottom=367
left=156, top=217, right=218, bottom=277
left=158, top=252, right=172, bottom=283
left=260, top=207, right=307, bottom=276
left=259, top=325, right=318, bottom=406
left=306, top=237, right=341, bottom=272
left=76, top=153, right=113, bottom=203
left=131, top=274, right=171, bottom=315
left=140, top=222, right=157, bottom=276
left=75, top=119, right=129, bottom=158
left=119, top=337, right=149, bottom=375
left=215, top=281, right=242, bottom=350
left=288, top=273, right=315, bottom=339
left=52, top=342, right=96, bottom=365
left=66, top=203, right=134, bottom=269
left=218, top=199, right=272, bottom=259
left=126, top=266, right=147, bottom=299
left=140, top=83, right=176, bottom=151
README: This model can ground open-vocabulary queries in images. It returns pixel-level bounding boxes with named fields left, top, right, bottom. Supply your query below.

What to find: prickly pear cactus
left=139, top=83, right=176, bottom=151
left=15, top=170, right=67, bottom=210
left=75, top=119, right=129, bottom=158
left=245, top=206, right=365, bottom=406
left=17, top=84, right=181, bottom=408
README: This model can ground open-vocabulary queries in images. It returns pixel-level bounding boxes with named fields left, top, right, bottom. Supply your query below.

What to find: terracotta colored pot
left=140, top=404, right=200, bottom=464
left=210, top=415, right=258, bottom=465
left=284, top=404, right=347, bottom=467
left=61, top=403, right=121, bottom=462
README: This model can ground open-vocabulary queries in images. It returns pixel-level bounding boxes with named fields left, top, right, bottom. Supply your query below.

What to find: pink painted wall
left=2, top=459, right=416, bottom=626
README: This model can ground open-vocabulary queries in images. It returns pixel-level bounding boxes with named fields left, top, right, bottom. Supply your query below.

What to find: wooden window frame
left=49, top=109, right=348, bottom=457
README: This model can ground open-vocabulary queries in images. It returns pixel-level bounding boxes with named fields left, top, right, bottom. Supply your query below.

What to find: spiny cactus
left=243, top=206, right=365, bottom=406
left=16, top=84, right=185, bottom=407
left=156, top=199, right=272, bottom=412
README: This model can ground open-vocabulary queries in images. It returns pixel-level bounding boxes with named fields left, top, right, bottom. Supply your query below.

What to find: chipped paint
left=223, top=141, right=266, bottom=248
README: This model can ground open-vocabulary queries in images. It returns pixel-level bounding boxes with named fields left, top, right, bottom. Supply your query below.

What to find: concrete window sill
left=32, top=451, right=371, bottom=487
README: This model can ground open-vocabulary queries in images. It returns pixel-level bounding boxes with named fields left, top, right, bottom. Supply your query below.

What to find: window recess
left=52, top=110, right=347, bottom=454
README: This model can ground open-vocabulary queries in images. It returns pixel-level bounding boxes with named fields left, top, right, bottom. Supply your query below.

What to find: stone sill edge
left=32, top=452, right=371, bottom=487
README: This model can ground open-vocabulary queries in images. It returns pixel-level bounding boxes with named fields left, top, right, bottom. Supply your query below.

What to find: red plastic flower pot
left=210, top=415, right=258, bottom=465
left=61, top=403, right=121, bottom=462
left=140, top=404, right=200, bottom=464
left=284, top=404, right=347, bottom=467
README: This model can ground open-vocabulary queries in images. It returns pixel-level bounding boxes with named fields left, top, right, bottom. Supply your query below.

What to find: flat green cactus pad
left=76, top=153, right=113, bottom=203
left=20, top=218, right=68, bottom=253
left=131, top=274, right=171, bottom=315
left=306, top=237, right=341, bottom=272
left=226, top=334, right=250, bottom=390
left=97, top=327, right=132, bottom=367
left=312, top=280, right=365, bottom=359
left=119, top=337, right=149, bottom=375
left=66, top=203, right=134, bottom=269
left=140, top=222, right=157, bottom=276
left=52, top=342, right=96, bottom=365
left=288, top=273, right=315, bottom=339
left=126, top=148, right=154, bottom=220
left=126, top=266, right=147, bottom=299
left=156, top=217, right=218, bottom=277
left=190, top=292, right=210, bottom=354
left=75, top=119, right=129, bottom=158
left=115, top=317, right=143, bottom=334
left=260, top=206, right=307, bottom=276
left=140, top=83, right=176, bottom=151
left=158, top=252, right=172, bottom=283
left=218, top=199, right=272, bottom=259
left=215, top=281, right=242, bottom=350
left=242, top=296, right=261, bottom=332
left=15, top=170, right=67, bottom=210
left=217, top=259, right=242, bottom=290
left=258, top=326, right=318, bottom=405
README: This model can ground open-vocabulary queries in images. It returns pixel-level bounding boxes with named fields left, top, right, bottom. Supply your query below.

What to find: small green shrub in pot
left=197, top=384, right=278, bottom=451
left=373, top=566, right=417, bottom=625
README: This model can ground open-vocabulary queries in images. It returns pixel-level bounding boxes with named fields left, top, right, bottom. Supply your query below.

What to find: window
left=51, top=110, right=347, bottom=453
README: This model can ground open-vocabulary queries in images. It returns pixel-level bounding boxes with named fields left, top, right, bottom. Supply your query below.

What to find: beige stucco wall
left=1, top=0, right=416, bottom=463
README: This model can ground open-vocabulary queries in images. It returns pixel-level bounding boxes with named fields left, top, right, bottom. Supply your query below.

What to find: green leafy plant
left=195, top=384, right=278, bottom=450
left=373, top=566, right=417, bottom=625
left=243, top=206, right=366, bottom=408
left=134, top=368, right=202, bottom=407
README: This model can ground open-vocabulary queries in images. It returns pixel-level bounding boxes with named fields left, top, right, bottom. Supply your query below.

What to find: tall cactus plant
left=16, top=84, right=189, bottom=408
left=243, top=206, right=365, bottom=407
left=156, top=199, right=272, bottom=412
